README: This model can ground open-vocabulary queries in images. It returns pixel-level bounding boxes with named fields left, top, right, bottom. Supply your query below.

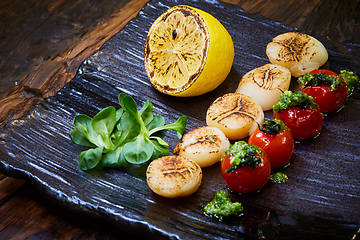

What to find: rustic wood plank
left=1, top=0, right=359, bottom=127
left=0, top=175, right=24, bottom=205
left=0, top=0, right=149, bottom=127
left=223, top=0, right=360, bottom=49
left=0, top=0, right=359, bottom=239
left=0, top=181, right=138, bottom=240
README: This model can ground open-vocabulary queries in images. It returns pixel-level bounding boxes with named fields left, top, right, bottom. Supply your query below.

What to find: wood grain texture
left=0, top=175, right=137, bottom=240
left=0, top=0, right=149, bottom=127
left=224, top=0, right=360, bottom=51
left=0, top=0, right=359, bottom=239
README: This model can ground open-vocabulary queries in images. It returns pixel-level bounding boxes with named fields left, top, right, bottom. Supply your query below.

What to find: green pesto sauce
left=273, top=91, right=317, bottom=112
left=204, top=190, right=243, bottom=220
left=270, top=172, right=288, bottom=183
left=225, top=141, right=263, bottom=172
left=260, top=119, right=286, bottom=135
left=298, top=72, right=342, bottom=91
left=339, top=70, right=359, bottom=95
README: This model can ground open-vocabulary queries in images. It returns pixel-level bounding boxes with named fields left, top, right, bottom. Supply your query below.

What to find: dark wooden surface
left=0, top=0, right=359, bottom=239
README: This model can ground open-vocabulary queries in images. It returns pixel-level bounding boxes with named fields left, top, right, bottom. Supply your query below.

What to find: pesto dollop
left=225, top=141, right=263, bottom=173
left=339, top=70, right=359, bottom=95
left=269, top=172, right=288, bottom=183
left=298, top=72, right=342, bottom=91
left=259, top=119, right=286, bottom=135
left=273, top=91, right=318, bottom=112
left=204, top=190, right=243, bottom=220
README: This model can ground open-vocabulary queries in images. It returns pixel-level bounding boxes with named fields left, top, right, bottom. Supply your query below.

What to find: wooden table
left=0, top=0, right=359, bottom=238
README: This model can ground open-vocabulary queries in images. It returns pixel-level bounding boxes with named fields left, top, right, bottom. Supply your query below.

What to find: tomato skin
left=273, top=106, right=323, bottom=140
left=221, top=154, right=271, bottom=193
left=298, top=70, right=347, bottom=113
left=248, top=127, right=294, bottom=169
left=310, top=69, right=337, bottom=76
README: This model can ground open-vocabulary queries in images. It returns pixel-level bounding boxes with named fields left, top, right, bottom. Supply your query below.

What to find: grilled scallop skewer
left=266, top=32, right=328, bottom=77
left=174, top=126, right=230, bottom=168
left=236, top=64, right=291, bottom=111
left=206, top=93, right=264, bottom=140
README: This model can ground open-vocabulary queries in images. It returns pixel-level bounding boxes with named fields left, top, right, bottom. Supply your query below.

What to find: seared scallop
left=174, top=126, right=230, bottom=168
left=266, top=32, right=328, bottom=77
left=206, top=93, right=264, bottom=140
left=236, top=64, right=291, bottom=111
left=146, top=155, right=202, bottom=198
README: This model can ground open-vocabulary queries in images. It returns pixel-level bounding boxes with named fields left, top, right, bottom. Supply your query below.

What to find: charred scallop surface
left=174, top=126, right=230, bottom=168
left=206, top=93, right=264, bottom=140
left=266, top=32, right=328, bottom=77
left=236, top=64, right=291, bottom=110
left=146, top=155, right=202, bottom=198
left=272, top=33, right=311, bottom=62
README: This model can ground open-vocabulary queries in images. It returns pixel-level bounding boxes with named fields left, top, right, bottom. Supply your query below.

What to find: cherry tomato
left=273, top=106, right=323, bottom=140
left=298, top=69, right=347, bottom=113
left=248, top=121, right=294, bottom=169
left=221, top=153, right=271, bottom=193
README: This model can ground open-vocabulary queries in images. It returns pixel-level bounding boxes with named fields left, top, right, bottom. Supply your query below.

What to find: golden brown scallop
left=174, top=126, right=230, bottom=168
left=146, top=155, right=202, bottom=198
left=236, top=64, right=291, bottom=111
left=206, top=93, right=264, bottom=140
left=266, top=32, right=328, bottom=77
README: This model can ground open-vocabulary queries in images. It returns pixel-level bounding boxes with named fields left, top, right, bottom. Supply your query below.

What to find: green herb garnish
left=273, top=91, right=318, bottom=112
left=339, top=70, right=359, bottom=95
left=70, top=93, right=187, bottom=171
left=224, top=141, right=263, bottom=173
left=270, top=172, right=288, bottom=183
left=259, top=119, right=286, bottom=135
left=204, top=190, right=243, bottom=220
left=298, top=72, right=342, bottom=91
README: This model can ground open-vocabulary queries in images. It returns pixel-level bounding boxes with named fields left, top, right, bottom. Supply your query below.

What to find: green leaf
left=102, top=147, right=129, bottom=168
left=118, top=93, right=141, bottom=121
left=116, top=108, right=124, bottom=123
left=146, top=115, right=165, bottom=131
left=73, top=114, right=101, bottom=146
left=123, top=135, right=154, bottom=164
left=139, top=100, right=154, bottom=126
left=73, top=114, right=91, bottom=136
left=116, top=112, right=141, bottom=144
left=118, top=93, right=148, bottom=135
left=150, top=136, right=169, bottom=147
left=78, top=147, right=103, bottom=171
left=150, top=139, right=170, bottom=159
left=91, top=106, right=116, bottom=149
left=110, top=128, right=122, bottom=146
left=340, top=70, right=359, bottom=95
left=70, top=129, right=95, bottom=147
left=149, top=116, right=187, bottom=139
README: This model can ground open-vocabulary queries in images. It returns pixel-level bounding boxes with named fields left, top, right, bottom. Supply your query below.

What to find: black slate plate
left=1, top=0, right=359, bottom=239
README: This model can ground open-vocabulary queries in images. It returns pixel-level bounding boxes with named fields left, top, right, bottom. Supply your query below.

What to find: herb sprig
left=225, top=141, right=263, bottom=173
left=258, top=119, right=286, bottom=135
left=273, top=91, right=318, bottom=112
left=339, top=70, right=359, bottom=95
left=70, top=93, right=187, bottom=171
left=298, top=72, right=342, bottom=91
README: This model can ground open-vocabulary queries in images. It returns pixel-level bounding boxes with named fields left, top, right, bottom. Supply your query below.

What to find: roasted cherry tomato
left=298, top=69, right=347, bottom=113
left=221, top=141, right=271, bottom=193
left=273, top=91, right=323, bottom=140
left=248, top=119, right=294, bottom=169
left=273, top=106, right=323, bottom=140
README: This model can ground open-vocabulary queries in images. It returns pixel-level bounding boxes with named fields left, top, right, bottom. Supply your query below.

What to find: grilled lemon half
left=144, top=5, right=234, bottom=97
